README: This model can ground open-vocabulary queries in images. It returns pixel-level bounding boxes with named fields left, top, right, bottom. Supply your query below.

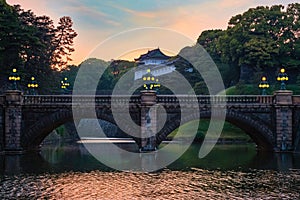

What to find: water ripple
left=1, top=169, right=300, bottom=199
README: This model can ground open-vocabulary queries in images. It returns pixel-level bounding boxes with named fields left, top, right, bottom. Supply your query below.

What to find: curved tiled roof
left=135, top=48, right=171, bottom=61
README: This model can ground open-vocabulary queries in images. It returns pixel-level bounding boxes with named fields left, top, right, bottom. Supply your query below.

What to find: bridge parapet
left=256, top=96, right=273, bottom=104
left=3, top=94, right=296, bottom=107
left=157, top=95, right=273, bottom=105
left=157, top=95, right=190, bottom=104
left=110, top=95, right=140, bottom=104
left=227, top=95, right=273, bottom=104
left=23, top=95, right=141, bottom=106
left=11, top=95, right=278, bottom=106
left=24, top=95, right=73, bottom=105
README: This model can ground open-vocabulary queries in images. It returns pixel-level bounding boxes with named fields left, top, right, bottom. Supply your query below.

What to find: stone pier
left=274, top=90, right=293, bottom=151
left=140, top=90, right=157, bottom=151
left=4, top=90, right=23, bottom=153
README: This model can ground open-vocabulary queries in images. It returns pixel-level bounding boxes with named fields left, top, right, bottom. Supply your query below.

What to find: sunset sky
left=6, top=0, right=297, bottom=65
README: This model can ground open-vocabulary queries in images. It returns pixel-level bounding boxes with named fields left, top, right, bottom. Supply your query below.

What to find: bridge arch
left=156, top=110, right=275, bottom=150
left=22, top=109, right=117, bottom=150
left=21, top=109, right=275, bottom=151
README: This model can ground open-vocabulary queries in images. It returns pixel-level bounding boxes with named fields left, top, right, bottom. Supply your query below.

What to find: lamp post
left=8, top=68, right=21, bottom=90
left=277, top=68, right=288, bottom=90
left=258, top=76, right=269, bottom=95
left=142, top=69, right=161, bottom=92
left=61, top=77, right=70, bottom=94
left=27, top=76, right=38, bottom=95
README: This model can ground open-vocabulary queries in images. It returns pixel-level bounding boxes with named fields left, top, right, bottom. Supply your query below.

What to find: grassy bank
left=167, top=119, right=252, bottom=143
left=220, top=84, right=300, bottom=95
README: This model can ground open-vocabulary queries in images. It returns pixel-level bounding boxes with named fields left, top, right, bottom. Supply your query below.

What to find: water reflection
left=1, top=143, right=300, bottom=199
left=1, top=143, right=300, bottom=175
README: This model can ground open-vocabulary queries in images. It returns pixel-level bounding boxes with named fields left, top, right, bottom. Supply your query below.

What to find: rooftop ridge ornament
left=134, top=48, right=171, bottom=62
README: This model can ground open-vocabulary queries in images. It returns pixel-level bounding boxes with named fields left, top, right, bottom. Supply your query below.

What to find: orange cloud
left=120, top=2, right=230, bottom=40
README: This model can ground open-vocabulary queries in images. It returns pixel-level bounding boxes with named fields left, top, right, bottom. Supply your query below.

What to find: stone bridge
left=1, top=90, right=300, bottom=154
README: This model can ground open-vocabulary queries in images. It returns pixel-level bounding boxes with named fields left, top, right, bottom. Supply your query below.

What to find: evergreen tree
left=0, top=1, right=78, bottom=93
left=0, top=0, right=24, bottom=71
left=52, top=16, right=78, bottom=71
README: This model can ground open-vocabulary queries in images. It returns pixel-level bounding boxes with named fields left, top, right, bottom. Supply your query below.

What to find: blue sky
left=7, top=0, right=298, bottom=65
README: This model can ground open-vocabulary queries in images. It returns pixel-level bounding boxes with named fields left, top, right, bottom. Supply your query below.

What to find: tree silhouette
left=52, top=16, right=78, bottom=71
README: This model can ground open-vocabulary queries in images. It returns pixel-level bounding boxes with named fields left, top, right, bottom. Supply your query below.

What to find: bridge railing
left=23, top=95, right=141, bottom=105
left=110, top=95, right=141, bottom=104
left=24, top=95, right=73, bottom=105
left=23, top=95, right=274, bottom=105
left=6, top=93, right=300, bottom=107
left=226, top=95, right=273, bottom=104
left=157, top=95, right=274, bottom=104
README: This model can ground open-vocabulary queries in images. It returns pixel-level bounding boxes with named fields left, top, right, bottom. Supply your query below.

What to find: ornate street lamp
left=27, top=76, right=38, bottom=95
left=61, top=77, right=70, bottom=94
left=8, top=68, right=21, bottom=90
left=142, top=69, right=160, bottom=91
left=277, top=68, right=288, bottom=90
left=258, top=76, right=269, bottom=95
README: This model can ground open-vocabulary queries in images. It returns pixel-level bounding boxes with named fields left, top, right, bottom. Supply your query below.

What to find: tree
left=14, top=6, right=55, bottom=75
left=197, top=30, right=240, bottom=87
left=2, top=3, right=78, bottom=73
left=193, top=81, right=209, bottom=95
left=285, top=3, right=300, bottom=70
left=197, top=29, right=224, bottom=60
left=242, top=37, right=279, bottom=69
left=0, top=1, right=78, bottom=93
left=0, top=0, right=24, bottom=71
left=52, top=16, right=78, bottom=71
left=218, top=4, right=300, bottom=70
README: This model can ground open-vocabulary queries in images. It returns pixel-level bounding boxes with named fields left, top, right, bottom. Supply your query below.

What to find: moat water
left=1, top=141, right=300, bottom=199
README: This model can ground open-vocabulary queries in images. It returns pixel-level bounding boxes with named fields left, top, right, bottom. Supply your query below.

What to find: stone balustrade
left=13, top=94, right=289, bottom=106
left=156, top=95, right=274, bottom=105
left=22, top=95, right=141, bottom=106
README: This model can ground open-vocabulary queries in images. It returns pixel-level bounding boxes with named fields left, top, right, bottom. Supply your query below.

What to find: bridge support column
left=140, top=90, right=157, bottom=152
left=274, top=90, right=293, bottom=151
left=4, top=90, right=23, bottom=153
